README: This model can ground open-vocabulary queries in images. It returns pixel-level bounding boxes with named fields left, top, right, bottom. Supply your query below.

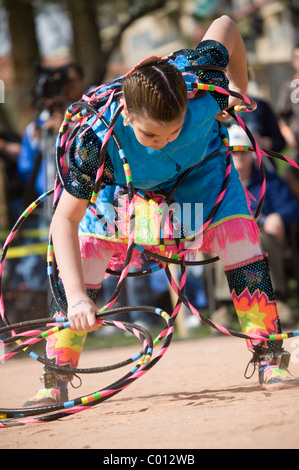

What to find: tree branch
left=103, top=0, right=168, bottom=64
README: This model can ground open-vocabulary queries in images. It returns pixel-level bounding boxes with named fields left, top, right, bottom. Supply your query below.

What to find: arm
left=263, top=213, right=285, bottom=243
left=51, top=190, right=98, bottom=331
left=202, top=16, right=248, bottom=120
left=0, top=139, right=21, bottom=164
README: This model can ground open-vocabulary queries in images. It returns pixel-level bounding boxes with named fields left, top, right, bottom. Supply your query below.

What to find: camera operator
left=0, top=130, right=22, bottom=229
left=8, top=63, right=86, bottom=323
left=18, top=63, right=86, bottom=210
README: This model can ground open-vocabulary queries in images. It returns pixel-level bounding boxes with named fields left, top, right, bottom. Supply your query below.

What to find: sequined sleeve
left=64, top=124, right=114, bottom=200
left=169, top=40, right=230, bottom=110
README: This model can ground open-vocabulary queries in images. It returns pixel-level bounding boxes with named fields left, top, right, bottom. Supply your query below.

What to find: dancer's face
left=129, top=114, right=185, bottom=150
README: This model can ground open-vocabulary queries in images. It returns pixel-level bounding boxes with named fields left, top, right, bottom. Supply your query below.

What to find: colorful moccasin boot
left=225, top=253, right=299, bottom=390
left=24, top=280, right=98, bottom=407
left=258, top=358, right=299, bottom=389
left=23, top=380, right=69, bottom=408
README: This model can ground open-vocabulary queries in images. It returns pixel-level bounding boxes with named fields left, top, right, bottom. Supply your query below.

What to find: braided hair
left=122, top=60, right=187, bottom=123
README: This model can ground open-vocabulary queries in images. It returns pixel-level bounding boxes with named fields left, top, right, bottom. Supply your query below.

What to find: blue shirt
left=246, top=164, right=299, bottom=228
left=63, top=40, right=253, bottom=240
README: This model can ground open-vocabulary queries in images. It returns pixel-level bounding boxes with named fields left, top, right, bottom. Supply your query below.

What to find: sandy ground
left=1, top=332, right=299, bottom=450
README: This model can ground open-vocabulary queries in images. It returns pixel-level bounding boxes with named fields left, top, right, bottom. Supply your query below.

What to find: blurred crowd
left=1, top=53, right=299, bottom=334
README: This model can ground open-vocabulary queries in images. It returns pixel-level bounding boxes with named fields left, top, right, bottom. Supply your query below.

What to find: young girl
left=25, top=15, right=299, bottom=407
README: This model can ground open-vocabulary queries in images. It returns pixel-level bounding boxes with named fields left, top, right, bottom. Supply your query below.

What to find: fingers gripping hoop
left=0, top=307, right=174, bottom=426
left=1, top=79, right=299, bottom=427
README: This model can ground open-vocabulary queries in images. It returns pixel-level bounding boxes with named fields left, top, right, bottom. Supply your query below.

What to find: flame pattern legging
left=225, top=253, right=283, bottom=354
left=45, top=278, right=98, bottom=382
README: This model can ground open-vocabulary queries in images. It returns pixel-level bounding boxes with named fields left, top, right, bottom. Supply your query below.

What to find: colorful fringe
left=79, top=216, right=260, bottom=272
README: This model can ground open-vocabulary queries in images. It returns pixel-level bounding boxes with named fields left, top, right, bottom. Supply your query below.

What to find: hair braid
left=122, top=60, right=187, bottom=123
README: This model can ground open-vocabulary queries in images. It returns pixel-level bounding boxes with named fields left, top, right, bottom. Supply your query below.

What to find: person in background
left=8, top=64, right=86, bottom=323
left=18, top=63, right=86, bottom=203
left=212, top=124, right=299, bottom=329
left=0, top=130, right=22, bottom=226
left=240, top=96, right=286, bottom=167
left=0, top=130, right=22, bottom=326
left=226, top=75, right=286, bottom=170
left=284, top=165, right=299, bottom=203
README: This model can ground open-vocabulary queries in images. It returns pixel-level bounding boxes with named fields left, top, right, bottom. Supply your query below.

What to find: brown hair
left=122, top=60, right=187, bottom=123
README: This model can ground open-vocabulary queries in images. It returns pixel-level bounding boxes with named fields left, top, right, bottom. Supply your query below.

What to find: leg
left=210, top=260, right=232, bottom=330
left=215, top=235, right=299, bottom=389
left=24, top=251, right=113, bottom=407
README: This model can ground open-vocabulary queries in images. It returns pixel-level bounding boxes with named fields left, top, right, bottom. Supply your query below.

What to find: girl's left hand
left=216, top=93, right=243, bottom=122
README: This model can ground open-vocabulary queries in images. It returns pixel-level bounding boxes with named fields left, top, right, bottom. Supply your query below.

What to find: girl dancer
left=25, top=15, right=298, bottom=406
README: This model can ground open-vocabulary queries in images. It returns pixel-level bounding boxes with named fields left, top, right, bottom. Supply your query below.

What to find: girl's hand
left=68, top=294, right=99, bottom=332
left=216, top=94, right=243, bottom=122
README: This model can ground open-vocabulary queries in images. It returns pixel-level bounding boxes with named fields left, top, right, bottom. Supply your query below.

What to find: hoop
left=0, top=306, right=173, bottom=426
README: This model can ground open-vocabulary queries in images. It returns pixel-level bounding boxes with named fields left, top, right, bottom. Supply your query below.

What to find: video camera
left=33, top=64, right=72, bottom=110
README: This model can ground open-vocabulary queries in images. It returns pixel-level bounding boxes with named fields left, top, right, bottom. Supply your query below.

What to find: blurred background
left=1, top=0, right=299, bottom=338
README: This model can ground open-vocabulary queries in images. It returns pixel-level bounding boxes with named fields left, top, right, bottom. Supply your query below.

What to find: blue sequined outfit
left=63, top=40, right=257, bottom=263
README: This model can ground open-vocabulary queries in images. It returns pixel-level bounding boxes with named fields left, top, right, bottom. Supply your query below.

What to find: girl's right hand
left=68, top=294, right=99, bottom=332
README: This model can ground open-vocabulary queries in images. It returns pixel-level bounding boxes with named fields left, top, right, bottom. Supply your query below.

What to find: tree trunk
left=3, top=0, right=40, bottom=134
left=66, top=0, right=105, bottom=87
left=66, top=0, right=169, bottom=87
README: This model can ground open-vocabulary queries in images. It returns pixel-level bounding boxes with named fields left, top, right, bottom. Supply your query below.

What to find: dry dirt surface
left=1, top=334, right=299, bottom=451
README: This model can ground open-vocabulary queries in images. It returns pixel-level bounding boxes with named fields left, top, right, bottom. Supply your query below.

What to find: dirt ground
left=1, top=333, right=299, bottom=450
